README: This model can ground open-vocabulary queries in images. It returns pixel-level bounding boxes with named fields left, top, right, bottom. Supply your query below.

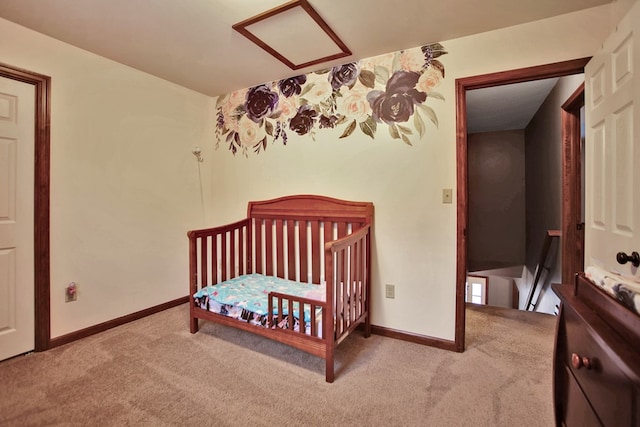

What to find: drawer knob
left=571, top=353, right=591, bottom=370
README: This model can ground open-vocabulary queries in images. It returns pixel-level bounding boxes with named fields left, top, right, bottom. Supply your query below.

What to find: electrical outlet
left=65, top=282, right=77, bottom=302
left=385, top=284, right=395, bottom=299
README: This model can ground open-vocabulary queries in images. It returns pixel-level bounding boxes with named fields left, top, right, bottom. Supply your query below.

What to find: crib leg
left=363, top=314, right=371, bottom=338
left=325, top=353, right=335, bottom=383
left=190, top=317, right=199, bottom=333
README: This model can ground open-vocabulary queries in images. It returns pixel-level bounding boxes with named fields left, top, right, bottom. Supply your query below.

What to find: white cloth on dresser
left=585, top=265, right=640, bottom=314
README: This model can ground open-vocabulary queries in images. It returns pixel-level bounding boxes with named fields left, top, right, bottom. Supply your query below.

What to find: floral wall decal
left=215, top=43, right=448, bottom=156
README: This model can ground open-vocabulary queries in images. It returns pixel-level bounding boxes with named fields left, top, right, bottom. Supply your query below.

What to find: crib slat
left=311, top=221, right=320, bottom=284
left=337, top=222, right=347, bottom=239
left=300, top=221, right=308, bottom=282
left=287, top=298, right=294, bottom=331
left=342, top=248, right=348, bottom=333
left=350, top=236, right=356, bottom=323
left=221, top=232, right=227, bottom=281
left=255, top=219, right=263, bottom=274
left=355, top=238, right=362, bottom=318
left=286, top=220, right=295, bottom=281
left=200, top=237, right=208, bottom=286
left=265, top=219, right=273, bottom=276
left=324, top=221, right=333, bottom=249
left=238, top=226, right=244, bottom=276
left=276, top=219, right=284, bottom=278
left=298, top=301, right=305, bottom=334
left=211, top=235, right=218, bottom=284
left=336, top=248, right=343, bottom=335
left=230, top=229, right=236, bottom=279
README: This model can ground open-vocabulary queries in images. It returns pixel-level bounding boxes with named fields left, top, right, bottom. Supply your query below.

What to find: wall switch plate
left=442, top=188, right=453, bottom=204
left=385, top=284, right=395, bottom=299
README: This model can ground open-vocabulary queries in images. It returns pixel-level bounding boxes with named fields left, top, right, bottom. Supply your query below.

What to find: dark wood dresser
left=552, top=274, right=640, bottom=426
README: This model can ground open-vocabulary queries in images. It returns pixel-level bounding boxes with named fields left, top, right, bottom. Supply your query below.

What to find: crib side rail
left=187, top=218, right=252, bottom=296
left=268, top=291, right=327, bottom=340
left=325, top=224, right=371, bottom=345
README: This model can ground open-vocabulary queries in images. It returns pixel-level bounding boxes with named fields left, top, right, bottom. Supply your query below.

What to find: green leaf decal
left=265, top=120, right=274, bottom=136
left=389, top=123, right=400, bottom=139
left=397, top=124, right=413, bottom=135
left=359, top=70, right=376, bottom=89
left=300, top=83, right=314, bottom=97
left=392, top=51, right=402, bottom=73
left=418, top=104, right=439, bottom=128
left=340, top=119, right=357, bottom=139
left=374, top=66, right=390, bottom=86
left=215, top=94, right=228, bottom=109
left=401, top=134, right=413, bottom=146
left=431, top=60, right=445, bottom=78
left=414, top=110, right=425, bottom=138
left=426, top=91, right=445, bottom=101
left=336, top=115, right=349, bottom=125
left=359, top=116, right=377, bottom=139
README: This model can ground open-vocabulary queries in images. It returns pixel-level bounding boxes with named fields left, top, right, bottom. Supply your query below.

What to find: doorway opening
left=454, top=58, right=590, bottom=352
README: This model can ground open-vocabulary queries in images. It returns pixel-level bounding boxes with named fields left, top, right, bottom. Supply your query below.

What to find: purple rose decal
left=367, top=71, right=426, bottom=124
left=278, top=75, right=307, bottom=98
left=244, top=85, right=279, bottom=122
left=289, top=105, right=318, bottom=135
left=329, top=62, right=360, bottom=90
left=319, top=114, right=339, bottom=129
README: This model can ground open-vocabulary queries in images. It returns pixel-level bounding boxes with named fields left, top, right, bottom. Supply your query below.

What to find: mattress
left=193, top=274, right=325, bottom=336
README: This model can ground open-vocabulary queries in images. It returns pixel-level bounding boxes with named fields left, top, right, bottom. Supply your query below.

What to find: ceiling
left=0, top=0, right=610, bottom=98
left=466, top=78, right=561, bottom=134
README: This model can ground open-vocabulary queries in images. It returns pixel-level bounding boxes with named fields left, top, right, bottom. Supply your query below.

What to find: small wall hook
left=192, top=146, right=203, bottom=162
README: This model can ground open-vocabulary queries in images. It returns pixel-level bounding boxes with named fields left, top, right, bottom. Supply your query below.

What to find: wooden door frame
left=561, top=84, right=585, bottom=285
left=454, top=58, right=590, bottom=351
left=0, top=63, right=51, bottom=352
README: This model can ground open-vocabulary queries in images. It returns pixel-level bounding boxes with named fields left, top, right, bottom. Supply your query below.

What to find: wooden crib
left=188, top=195, right=373, bottom=382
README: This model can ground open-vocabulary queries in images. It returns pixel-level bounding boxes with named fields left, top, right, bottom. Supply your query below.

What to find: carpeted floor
left=0, top=303, right=557, bottom=426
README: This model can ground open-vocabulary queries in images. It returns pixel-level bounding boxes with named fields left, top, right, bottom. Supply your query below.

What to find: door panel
left=0, top=76, right=35, bottom=361
left=585, top=1, right=639, bottom=278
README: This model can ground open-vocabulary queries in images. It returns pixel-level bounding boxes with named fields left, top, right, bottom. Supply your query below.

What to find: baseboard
left=48, top=296, right=189, bottom=349
left=47, top=298, right=457, bottom=353
left=370, top=324, right=458, bottom=352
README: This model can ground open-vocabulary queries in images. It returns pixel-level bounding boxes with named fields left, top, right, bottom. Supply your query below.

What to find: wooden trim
left=455, top=58, right=590, bottom=352
left=232, top=0, right=351, bottom=70
left=370, top=325, right=458, bottom=351
left=0, top=63, right=51, bottom=352
left=561, top=84, right=585, bottom=285
left=49, top=296, right=189, bottom=349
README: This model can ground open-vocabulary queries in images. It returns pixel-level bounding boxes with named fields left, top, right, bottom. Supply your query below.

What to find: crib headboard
left=248, top=195, right=373, bottom=283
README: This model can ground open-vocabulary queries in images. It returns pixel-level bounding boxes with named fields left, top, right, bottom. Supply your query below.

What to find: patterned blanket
left=193, top=274, right=325, bottom=335
left=585, top=266, right=640, bottom=315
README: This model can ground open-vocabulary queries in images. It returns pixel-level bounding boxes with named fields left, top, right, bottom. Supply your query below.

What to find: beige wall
left=209, top=6, right=612, bottom=340
left=0, top=17, right=214, bottom=337
left=0, top=3, right=616, bottom=342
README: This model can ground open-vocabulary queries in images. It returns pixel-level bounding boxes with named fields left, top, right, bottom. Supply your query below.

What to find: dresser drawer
left=561, top=365, right=602, bottom=427
left=563, top=303, right=633, bottom=426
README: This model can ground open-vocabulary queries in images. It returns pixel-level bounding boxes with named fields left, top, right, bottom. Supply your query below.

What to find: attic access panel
left=232, top=0, right=351, bottom=70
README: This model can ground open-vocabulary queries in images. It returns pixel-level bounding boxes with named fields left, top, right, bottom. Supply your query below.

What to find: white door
left=0, top=76, right=35, bottom=361
left=585, top=1, right=640, bottom=279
